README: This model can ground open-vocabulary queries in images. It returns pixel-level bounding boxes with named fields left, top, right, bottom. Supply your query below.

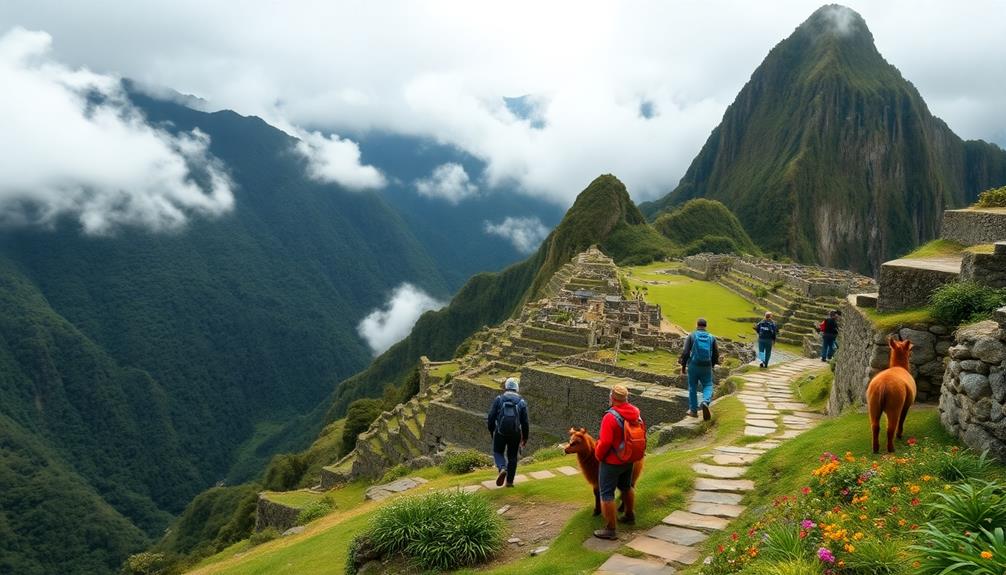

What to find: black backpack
left=758, top=321, right=775, bottom=339
left=496, top=395, right=522, bottom=437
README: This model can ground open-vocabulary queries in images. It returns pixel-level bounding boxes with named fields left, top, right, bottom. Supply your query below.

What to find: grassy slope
left=186, top=397, right=746, bottom=575
left=623, top=263, right=761, bottom=344
left=653, top=199, right=760, bottom=255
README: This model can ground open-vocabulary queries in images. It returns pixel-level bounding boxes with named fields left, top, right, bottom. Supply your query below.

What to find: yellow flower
left=944, top=484, right=952, bottom=491
left=845, top=543, right=856, bottom=553
left=910, top=485, right=921, bottom=495
left=898, top=519, right=908, bottom=527
left=981, top=550, right=993, bottom=560
left=858, top=514, right=868, bottom=521
left=890, top=486, right=900, bottom=494
left=853, top=532, right=864, bottom=541
left=844, top=451, right=856, bottom=462
left=921, top=474, right=933, bottom=482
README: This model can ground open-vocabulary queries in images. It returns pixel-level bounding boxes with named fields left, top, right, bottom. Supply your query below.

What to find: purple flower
left=801, top=519, right=816, bottom=530
left=818, top=547, right=835, bottom=564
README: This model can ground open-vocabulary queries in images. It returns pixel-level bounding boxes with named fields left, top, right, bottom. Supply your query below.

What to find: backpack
left=607, top=408, right=646, bottom=463
left=496, top=395, right=522, bottom=437
left=757, top=321, right=775, bottom=340
left=691, top=331, right=714, bottom=366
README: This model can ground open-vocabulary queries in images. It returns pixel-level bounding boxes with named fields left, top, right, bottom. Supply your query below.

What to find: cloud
left=415, top=163, right=478, bottom=203
left=2, top=2, right=1004, bottom=207
left=818, top=5, right=860, bottom=36
left=0, top=27, right=234, bottom=235
left=357, top=283, right=445, bottom=355
left=484, top=216, right=550, bottom=254
left=295, top=130, right=386, bottom=190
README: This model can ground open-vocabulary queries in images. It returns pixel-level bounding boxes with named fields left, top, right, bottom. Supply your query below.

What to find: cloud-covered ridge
left=0, top=27, right=234, bottom=235
left=484, top=216, right=550, bottom=254
left=357, top=283, right=445, bottom=355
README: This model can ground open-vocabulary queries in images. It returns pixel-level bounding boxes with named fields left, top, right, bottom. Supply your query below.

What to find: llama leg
left=593, top=487, right=601, bottom=516
left=885, top=407, right=899, bottom=453
left=896, top=401, right=910, bottom=439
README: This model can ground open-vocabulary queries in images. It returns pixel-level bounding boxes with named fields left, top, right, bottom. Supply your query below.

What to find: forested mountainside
left=640, top=5, right=1006, bottom=274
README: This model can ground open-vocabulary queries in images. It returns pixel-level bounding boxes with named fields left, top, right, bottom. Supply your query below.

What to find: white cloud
left=295, top=130, right=386, bottom=190
left=415, top=163, right=478, bottom=203
left=1, top=2, right=1004, bottom=207
left=357, top=283, right=445, bottom=355
left=0, top=27, right=234, bottom=235
left=484, top=217, right=550, bottom=254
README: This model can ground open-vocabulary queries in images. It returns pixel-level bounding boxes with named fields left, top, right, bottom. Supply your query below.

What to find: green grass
left=791, top=369, right=832, bottom=413
left=428, top=361, right=460, bottom=379
left=625, top=264, right=762, bottom=343
left=899, top=239, right=965, bottom=260
left=614, top=349, right=680, bottom=373
left=863, top=307, right=932, bottom=332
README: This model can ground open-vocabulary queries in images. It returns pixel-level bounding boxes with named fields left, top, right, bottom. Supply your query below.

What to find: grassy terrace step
left=520, top=325, right=590, bottom=347
left=510, top=336, right=587, bottom=357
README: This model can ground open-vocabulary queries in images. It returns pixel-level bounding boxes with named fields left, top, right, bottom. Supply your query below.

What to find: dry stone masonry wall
left=939, top=317, right=1006, bottom=462
left=941, top=209, right=1006, bottom=246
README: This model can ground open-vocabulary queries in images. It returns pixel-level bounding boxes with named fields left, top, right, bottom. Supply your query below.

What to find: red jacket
left=595, top=401, right=642, bottom=465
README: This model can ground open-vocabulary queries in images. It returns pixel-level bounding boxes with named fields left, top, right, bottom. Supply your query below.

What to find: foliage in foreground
left=296, top=495, right=336, bottom=525
left=704, top=441, right=1001, bottom=575
left=928, top=281, right=1006, bottom=326
left=975, top=185, right=1006, bottom=208
left=440, top=449, right=494, bottom=474
left=351, top=491, right=504, bottom=572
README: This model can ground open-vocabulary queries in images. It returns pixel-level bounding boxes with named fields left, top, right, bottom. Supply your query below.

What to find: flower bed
left=704, top=440, right=1004, bottom=575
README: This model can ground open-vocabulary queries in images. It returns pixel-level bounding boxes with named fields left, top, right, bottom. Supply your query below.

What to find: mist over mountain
left=641, top=5, right=1006, bottom=274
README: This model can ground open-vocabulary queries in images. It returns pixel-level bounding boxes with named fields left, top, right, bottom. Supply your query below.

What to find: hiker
left=487, top=377, right=530, bottom=487
left=818, top=310, right=841, bottom=362
left=593, top=384, right=645, bottom=540
left=679, top=318, right=720, bottom=420
left=753, top=311, right=778, bottom=368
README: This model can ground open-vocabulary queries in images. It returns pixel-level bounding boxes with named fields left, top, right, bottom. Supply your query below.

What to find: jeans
left=687, top=363, right=714, bottom=412
left=758, top=338, right=774, bottom=366
left=492, top=433, right=521, bottom=484
left=821, top=335, right=837, bottom=360
left=598, top=461, right=635, bottom=501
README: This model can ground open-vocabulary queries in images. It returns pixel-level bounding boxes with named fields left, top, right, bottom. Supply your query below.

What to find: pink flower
left=802, top=486, right=812, bottom=495
left=801, top=519, right=816, bottom=530
left=907, top=438, right=917, bottom=446
left=818, top=547, right=836, bottom=564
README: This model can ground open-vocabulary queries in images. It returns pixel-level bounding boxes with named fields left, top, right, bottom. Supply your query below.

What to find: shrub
left=440, top=449, right=493, bottom=474
left=917, top=444, right=994, bottom=481
left=685, top=235, right=741, bottom=256
left=925, top=480, right=1006, bottom=532
left=928, top=281, right=1006, bottom=326
left=340, top=398, right=385, bottom=456
left=975, top=185, right=1006, bottom=208
left=521, top=445, right=564, bottom=464
left=737, top=559, right=822, bottom=575
left=345, top=533, right=380, bottom=575
left=380, top=464, right=410, bottom=483
left=769, top=280, right=786, bottom=293
left=367, top=491, right=504, bottom=570
left=248, top=528, right=279, bottom=546
left=753, top=286, right=769, bottom=298
left=912, top=526, right=1006, bottom=574
left=296, top=495, right=335, bottom=525
left=839, top=538, right=911, bottom=574
left=123, top=552, right=167, bottom=575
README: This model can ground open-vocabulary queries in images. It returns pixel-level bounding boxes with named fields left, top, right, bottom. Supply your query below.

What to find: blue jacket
left=754, top=319, right=778, bottom=341
left=487, top=391, right=529, bottom=442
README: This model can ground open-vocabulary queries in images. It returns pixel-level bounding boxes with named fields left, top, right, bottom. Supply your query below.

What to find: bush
left=521, top=445, right=565, bottom=464
left=367, top=491, right=504, bottom=570
left=380, top=464, right=410, bottom=483
left=345, top=533, right=380, bottom=575
left=975, top=185, right=1006, bottom=208
left=123, top=552, right=167, bottom=575
left=925, top=479, right=1006, bottom=532
left=248, top=528, right=279, bottom=546
left=928, top=281, right=1006, bottom=326
left=912, top=526, right=1006, bottom=574
left=296, top=495, right=335, bottom=525
left=440, top=449, right=493, bottom=474
left=685, top=235, right=741, bottom=256
left=340, top=398, right=385, bottom=456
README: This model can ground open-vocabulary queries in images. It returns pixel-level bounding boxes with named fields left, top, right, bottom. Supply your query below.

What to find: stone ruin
left=319, top=246, right=754, bottom=485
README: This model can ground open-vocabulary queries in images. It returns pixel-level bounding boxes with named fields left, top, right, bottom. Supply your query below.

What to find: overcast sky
left=1, top=0, right=1004, bottom=217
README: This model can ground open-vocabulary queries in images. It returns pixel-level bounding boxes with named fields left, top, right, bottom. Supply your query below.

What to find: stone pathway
left=593, top=358, right=825, bottom=574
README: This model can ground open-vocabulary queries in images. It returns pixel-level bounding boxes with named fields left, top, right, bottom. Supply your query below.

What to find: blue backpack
left=691, top=331, right=714, bottom=366
left=757, top=321, right=775, bottom=340
left=496, top=394, right=522, bottom=437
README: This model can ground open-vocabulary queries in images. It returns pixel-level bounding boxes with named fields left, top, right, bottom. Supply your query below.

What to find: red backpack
left=607, top=409, right=646, bottom=463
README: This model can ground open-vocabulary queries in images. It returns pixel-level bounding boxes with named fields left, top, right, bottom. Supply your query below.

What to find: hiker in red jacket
left=593, top=384, right=645, bottom=540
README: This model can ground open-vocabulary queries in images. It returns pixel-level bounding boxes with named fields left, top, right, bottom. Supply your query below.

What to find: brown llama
left=564, top=427, right=643, bottom=515
left=866, top=336, right=917, bottom=453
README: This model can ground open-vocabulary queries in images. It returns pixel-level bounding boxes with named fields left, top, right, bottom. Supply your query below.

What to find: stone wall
left=941, top=210, right=1006, bottom=246
left=876, top=262, right=959, bottom=312
left=960, top=243, right=1006, bottom=288
left=563, top=356, right=683, bottom=387
left=255, top=496, right=300, bottom=533
left=681, top=254, right=733, bottom=280
left=831, top=299, right=952, bottom=413
left=939, top=319, right=1006, bottom=462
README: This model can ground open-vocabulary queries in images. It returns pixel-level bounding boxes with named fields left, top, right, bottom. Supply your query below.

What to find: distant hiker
left=487, top=377, right=530, bottom=487
left=818, top=310, right=841, bottom=362
left=592, top=384, right=645, bottom=540
left=754, top=311, right=778, bottom=368
left=679, top=318, right=719, bottom=420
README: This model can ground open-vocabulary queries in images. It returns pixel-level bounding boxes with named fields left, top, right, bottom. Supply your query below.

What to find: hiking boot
left=496, top=469, right=506, bottom=487
left=686, top=410, right=698, bottom=418
left=505, top=483, right=515, bottom=488
left=593, top=528, right=617, bottom=540
left=700, top=402, right=711, bottom=421
left=821, top=358, right=827, bottom=362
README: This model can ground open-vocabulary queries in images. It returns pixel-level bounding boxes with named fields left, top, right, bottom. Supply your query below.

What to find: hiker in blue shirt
left=487, top=377, right=530, bottom=487
left=753, top=311, right=778, bottom=368
left=678, top=318, right=720, bottom=421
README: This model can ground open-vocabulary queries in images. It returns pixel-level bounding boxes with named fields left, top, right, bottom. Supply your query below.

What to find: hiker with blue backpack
left=592, top=384, right=645, bottom=540
left=753, top=311, right=778, bottom=368
left=678, top=318, right=720, bottom=420
left=487, top=377, right=530, bottom=487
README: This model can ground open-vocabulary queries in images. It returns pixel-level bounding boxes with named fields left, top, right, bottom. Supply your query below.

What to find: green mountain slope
left=653, top=199, right=760, bottom=255
left=0, top=92, right=449, bottom=574
left=641, top=4, right=1006, bottom=274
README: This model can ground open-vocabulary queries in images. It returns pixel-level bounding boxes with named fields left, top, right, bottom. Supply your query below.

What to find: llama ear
left=568, top=427, right=575, bottom=434
left=579, top=427, right=586, bottom=433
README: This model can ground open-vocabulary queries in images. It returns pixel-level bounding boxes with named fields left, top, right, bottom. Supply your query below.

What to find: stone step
left=687, top=501, right=746, bottom=518
left=555, top=466, right=580, bottom=476
left=707, top=453, right=759, bottom=466
left=529, top=470, right=556, bottom=480
left=644, top=524, right=708, bottom=546
left=661, top=510, right=730, bottom=531
left=713, top=446, right=765, bottom=455
left=627, top=535, right=699, bottom=565
left=693, top=478, right=755, bottom=492
left=595, top=553, right=677, bottom=575
left=692, top=463, right=748, bottom=479
left=690, top=490, right=743, bottom=505
left=744, top=425, right=776, bottom=437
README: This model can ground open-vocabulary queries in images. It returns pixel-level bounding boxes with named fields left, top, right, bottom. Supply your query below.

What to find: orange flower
left=853, top=532, right=864, bottom=541
left=844, top=451, right=856, bottom=462
left=844, top=543, right=856, bottom=553
left=981, top=550, right=993, bottom=560
left=909, top=485, right=921, bottom=494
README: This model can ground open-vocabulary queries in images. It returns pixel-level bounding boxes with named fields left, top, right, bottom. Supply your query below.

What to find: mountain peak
left=798, top=4, right=872, bottom=42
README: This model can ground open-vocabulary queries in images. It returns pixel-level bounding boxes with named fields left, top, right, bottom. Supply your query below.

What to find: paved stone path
left=593, top=357, right=825, bottom=574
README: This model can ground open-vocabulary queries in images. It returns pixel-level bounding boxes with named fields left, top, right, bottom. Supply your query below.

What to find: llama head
left=887, top=334, right=913, bottom=368
left=564, top=427, right=594, bottom=454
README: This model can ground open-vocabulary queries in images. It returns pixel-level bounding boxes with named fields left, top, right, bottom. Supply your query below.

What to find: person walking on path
left=593, top=384, right=645, bottom=540
left=754, top=311, right=778, bottom=368
left=487, top=377, right=529, bottom=487
left=818, top=310, right=841, bottom=362
left=678, top=318, right=720, bottom=420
